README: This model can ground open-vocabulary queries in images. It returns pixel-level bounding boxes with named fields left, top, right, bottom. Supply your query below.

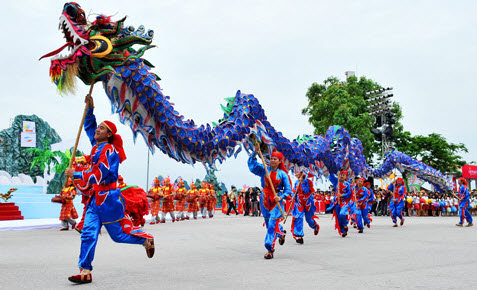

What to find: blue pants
left=333, top=203, right=349, bottom=234
left=359, top=207, right=370, bottom=226
left=260, top=197, right=284, bottom=252
left=459, top=202, right=473, bottom=224
left=79, top=195, right=146, bottom=270
left=292, top=202, right=318, bottom=237
left=263, top=217, right=284, bottom=252
left=389, top=200, right=404, bottom=224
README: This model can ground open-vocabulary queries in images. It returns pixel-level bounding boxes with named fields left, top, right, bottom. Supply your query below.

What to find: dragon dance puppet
left=42, top=2, right=452, bottom=195
left=41, top=3, right=453, bottom=200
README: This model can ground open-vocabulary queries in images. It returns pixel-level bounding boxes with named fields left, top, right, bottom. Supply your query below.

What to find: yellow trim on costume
left=100, top=122, right=112, bottom=132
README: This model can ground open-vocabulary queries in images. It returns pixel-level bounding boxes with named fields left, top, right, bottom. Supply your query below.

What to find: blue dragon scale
left=40, top=3, right=453, bottom=191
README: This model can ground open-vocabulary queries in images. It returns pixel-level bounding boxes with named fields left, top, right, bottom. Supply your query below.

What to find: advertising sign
left=21, top=132, right=36, bottom=148
left=23, top=121, right=36, bottom=133
left=462, top=165, right=477, bottom=179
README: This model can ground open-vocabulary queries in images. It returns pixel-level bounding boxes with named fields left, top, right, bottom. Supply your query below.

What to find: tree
left=26, top=140, right=83, bottom=193
left=394, top=131, right=468, bottom=173
left=26, top=139, right=59, bottom=175
left=301, top=75, right=404, bottom=163
left=302, top=75, right=469, bottom=172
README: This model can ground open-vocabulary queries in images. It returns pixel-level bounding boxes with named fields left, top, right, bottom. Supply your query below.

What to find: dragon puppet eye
left=63, top=3, right=79, bottom=19
left=63, top=2, right=86, bottom=25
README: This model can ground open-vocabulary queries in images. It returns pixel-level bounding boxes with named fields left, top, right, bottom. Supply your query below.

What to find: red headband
left=340, top=171, right=348, bottom=177
left=102, top=121, right=117, bottom=134
left=101, top=121, right=126, bottom=163
left=358, top=177, right=365, bottom=182
left=364, top=182, right=370, bottom=186
left=271, top=150, right=287, bottom=173
left=460, top=177, right=468, bottom=185
left=396, top=178, right=404, bottom=185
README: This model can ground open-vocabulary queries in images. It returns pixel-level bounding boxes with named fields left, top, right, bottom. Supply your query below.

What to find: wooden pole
left=251, top=135, right=285, bottom=219
left=283, top=184, right=299, bottom=224
left=64, top=81, right=96, bottom=187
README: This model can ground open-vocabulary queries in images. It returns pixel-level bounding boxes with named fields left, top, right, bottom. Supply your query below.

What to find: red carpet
left=0, top=203, right=24, bottom=221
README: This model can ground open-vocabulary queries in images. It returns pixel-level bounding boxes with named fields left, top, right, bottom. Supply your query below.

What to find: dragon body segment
left=41, top=3, right=453, bottom=192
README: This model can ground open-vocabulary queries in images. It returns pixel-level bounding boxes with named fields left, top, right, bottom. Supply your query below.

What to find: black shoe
left=279, top=230, right=286, bottom=245
left=296, top=237, right=304, bottom=244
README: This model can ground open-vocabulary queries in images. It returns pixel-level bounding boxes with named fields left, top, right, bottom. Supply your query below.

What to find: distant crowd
left=222, top=185, right=477, bottom=218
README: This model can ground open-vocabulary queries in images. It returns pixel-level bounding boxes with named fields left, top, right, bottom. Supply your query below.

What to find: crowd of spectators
left=223, top=185, right=477, bottom=218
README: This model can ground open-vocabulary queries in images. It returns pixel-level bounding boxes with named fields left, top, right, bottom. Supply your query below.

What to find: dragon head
left=40, top=2, right=155, bottom=94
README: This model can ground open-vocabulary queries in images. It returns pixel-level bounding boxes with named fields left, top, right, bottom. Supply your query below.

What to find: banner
left=21, top=132, right=36, bottom=148
left=462, top=165, right=477, bottom=179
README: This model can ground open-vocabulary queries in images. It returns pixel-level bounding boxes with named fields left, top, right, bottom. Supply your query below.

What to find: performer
left=248, top=143, right=291, bottom=259
left=207, top=183, right=217, bottom=218
left=290, top=171, right=320, bottom=244
left=186, top=182, right=199, bottom=219
left=147, top=178, right=162, bottom=224
left=160, top=177, right=175, bottom=223
left=365, top=182, right=374, bottom=227
left=238, top=190, right=245, bottom=214
left=59, top=179, right=78, bottom=231
left=352, top=178, right=369, bottom=233
left=328, top=171, right=352, bottom=237
left=456, top=177, right=473, bottom=227
left=65, top=95, right=154, bottom=284
left=174, top=179, right=187, bottom=221
left=221, top=191, right=228, bottom=214
left=388, top=178, right=407, bottom=227
left=198, top=181, right=209, bottom=218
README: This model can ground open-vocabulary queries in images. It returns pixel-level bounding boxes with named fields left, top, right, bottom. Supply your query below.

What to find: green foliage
left=394, top=131, right=468, bottom=173
left=195, top=178, right=202, bottom=189
left=26, top=139, right=57, bottom=174
left=302, top=75, right=469, bottom=171
left=302, top=76, right=402, bottom=163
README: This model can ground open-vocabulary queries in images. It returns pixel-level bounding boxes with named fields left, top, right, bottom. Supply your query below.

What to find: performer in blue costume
left=456, top=177, right=473, bottom=227
left=65, top=95, right=154, bottom=284
left=248, top=142, right=292, bottom=259
left=352, top=178, right=369, bottom=233
left=290, top=171, right=320, bottom=244
left=387, top=178, right=406, bottom=227
left=328, top=171, right=352, bottom=237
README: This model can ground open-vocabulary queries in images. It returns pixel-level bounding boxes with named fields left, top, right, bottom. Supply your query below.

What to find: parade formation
left=22, top=1, right=473, bottom=285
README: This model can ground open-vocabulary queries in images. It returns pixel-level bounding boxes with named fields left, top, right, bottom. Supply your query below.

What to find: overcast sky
left=2, top=0, right=476, bottom=190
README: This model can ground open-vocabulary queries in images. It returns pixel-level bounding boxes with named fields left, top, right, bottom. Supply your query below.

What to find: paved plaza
left=1, top=213, right=475, bottom=289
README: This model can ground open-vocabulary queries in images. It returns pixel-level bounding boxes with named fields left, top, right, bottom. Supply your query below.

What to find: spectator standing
left=226, top=186, right=239, bottom=215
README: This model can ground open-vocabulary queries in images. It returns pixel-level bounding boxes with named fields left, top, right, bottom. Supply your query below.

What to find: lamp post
left=366, top=87, right=395, bottom=160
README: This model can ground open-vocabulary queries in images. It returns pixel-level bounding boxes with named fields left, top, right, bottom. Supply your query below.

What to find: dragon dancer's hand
left=85, top=94, right=94, bottom=108
left=65, top=168, right=75, bottom=178
left=254, top=142, right=260, bottom=153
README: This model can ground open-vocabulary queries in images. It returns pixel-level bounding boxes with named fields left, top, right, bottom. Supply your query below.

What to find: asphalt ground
left=0, top=213, right=475, bottom=290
